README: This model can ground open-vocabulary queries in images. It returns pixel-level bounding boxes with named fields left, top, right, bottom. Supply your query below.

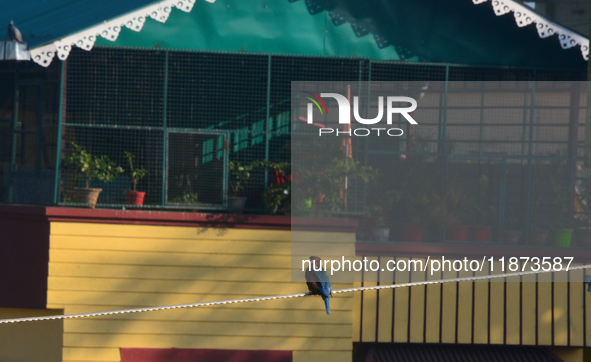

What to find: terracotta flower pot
left=446, top=225, right=469, bottom=242
left=74, top=188, right=102, bottom=208
left=125, top=191, right=146, bottom=207
left=500, top=229, right=522, bottom=246
left=468, top=225, right=491, bottom=242
left=403, top=222, right=426, bottom=242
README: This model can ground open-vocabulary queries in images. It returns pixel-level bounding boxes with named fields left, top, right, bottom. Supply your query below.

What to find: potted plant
left=367, top=203, right=391, bottom=242
left=228, top=160, right=254, bottom=210
left=398, top=155, right=443, bottom=242
left=263, top=161, right=291, bottom=214
left=361, top=189, right=400, bottom=242
left=499, top=205, right=522, bottom=246
left=402, top=191, right=431, bottom=242
left=294, top=156, right=377, bottom=214
left=124, top=151, right=147, bottom=207
left=62, top=142, right=123, bottom=208
left=430, top=180, right=471, bottom=242
left=468, top=175, right=495, bottom=242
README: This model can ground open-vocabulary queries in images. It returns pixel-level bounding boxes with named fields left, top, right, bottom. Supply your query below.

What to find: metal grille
left=56, top=47, right=585, bottom=223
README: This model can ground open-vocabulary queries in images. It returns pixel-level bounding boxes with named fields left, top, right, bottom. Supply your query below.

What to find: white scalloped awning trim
left=473, top=0, right=589, bottom=60
left=29, top=0, right=216, bottom=67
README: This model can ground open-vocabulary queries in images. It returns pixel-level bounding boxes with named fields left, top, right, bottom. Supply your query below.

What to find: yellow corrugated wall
left=353, top=256, right=588, bottom=349
left=0, top=308, right=64, bottom=362
left=48, top=222, right=354, bottom=362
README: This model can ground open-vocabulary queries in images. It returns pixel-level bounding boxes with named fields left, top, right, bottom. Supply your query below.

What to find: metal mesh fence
left=55, top=46, right=587, bottom=231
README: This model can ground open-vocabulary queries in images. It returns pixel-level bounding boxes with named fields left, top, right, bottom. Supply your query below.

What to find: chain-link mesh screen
left=57, top=46, right=587, bottom=233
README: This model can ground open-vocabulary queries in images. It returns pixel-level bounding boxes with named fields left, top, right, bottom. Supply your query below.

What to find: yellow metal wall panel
left=63, top=334, right=353, bottom=351
left=48, top=290, right=352, bottom=311
left=585, top=266, right=591, bottom=347
left=521, top=263, right=537, bottom=345
left=489, top=261, right=505, bottom=344
left=352, top=282, right=362, bottom=343
left=49, top=249, right=292, bottom=269
left=473, top=262, right=489, bottom=344
left=569, top=265, right=585, bottom=347
left=505, top=268, right=521, bottom=345
left=49, top=263, right=292, bottom=282
left=64, top=320, right=351, bottom=338
left=441, top=268, right=457, bottom=344
left=393, top=257, right=410, bottom=343
left=361, top=257, right=379, bottom=342
left=62, top=347, right=120, bottom=362
left=409, top=258, right=426, bottom=343
left=57, top=306, right=351, bottom=325
left=51, top=222, right=292, bottom=241
left=538, top=271, right=553, bottom=346
left=51, top=236, right=291, bottom=255
left=425, top=266, right=442, bottom=343
left=49, top=222, right=355, bottom=362
left=377, top=257, right=394, bottom=343
left=0, top=308, right=63, bottom=362
left=457, top=269, right=473, bottom=344
left=554, top=270, right=569, bottom=346
left=550, top=347, right=584, bottom=362
left=49, top=277, right=309, bottom=296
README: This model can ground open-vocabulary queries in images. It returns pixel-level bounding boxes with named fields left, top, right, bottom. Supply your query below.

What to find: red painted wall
left=0, top=206, right=49, bottom=308
left=121, top=348, right=292, bottom=362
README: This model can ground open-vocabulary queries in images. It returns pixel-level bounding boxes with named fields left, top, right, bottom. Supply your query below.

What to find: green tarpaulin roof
left=0, top=0, right=588, bottom=69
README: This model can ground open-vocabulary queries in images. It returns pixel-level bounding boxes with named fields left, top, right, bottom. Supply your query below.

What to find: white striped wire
left=0, top=264, right=589, bottom=324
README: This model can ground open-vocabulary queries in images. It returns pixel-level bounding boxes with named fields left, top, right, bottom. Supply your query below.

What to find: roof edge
left=28, top=0, right=216, bottom=67
left=473, top=0, right=589, bottom=60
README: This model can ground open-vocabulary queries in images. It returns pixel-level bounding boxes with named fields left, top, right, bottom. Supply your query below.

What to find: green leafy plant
left=262, top=161, right=291, bottom=214
left=229, top=160, right=256, bottom=197
left=63, top=142, right=123, bottom=189
left=428, top=180, right=472, bottom=228
left=549, top=157, right=572, bottom=229
left=469, top=174, right=496, bottom=226
left=171, top=192, right=199, bottom=204
left=397, top=155, right=444, bottom=224
left=503, top=204, right=521, bottom=230
left=295, top=157, right=378, bottom=213
left=124, top=151, right=147, bottom=191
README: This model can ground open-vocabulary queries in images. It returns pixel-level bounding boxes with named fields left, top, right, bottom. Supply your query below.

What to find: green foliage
left=295, top=157, right=378, bottom=213
left=63, top=142, right=123, bottom=189
left=124, top=151, right=147, bottom=191
left=549, top=157, right=571, bottom=229
left=229, top=160, right=256, bottom=196
left=262, top=161, right=291, bottom=214
left=427, top=180, right=472, bottom=228
left=466, top=174, right=496, bottom=226
left=171, top=192, right=199, bottom=204
left=397, top=155, right=445, bottom=223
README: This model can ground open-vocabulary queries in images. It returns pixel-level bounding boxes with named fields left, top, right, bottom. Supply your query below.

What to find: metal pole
left=567, top=82, right=581, bottom=223
left=9, top=63, right=19, bottom=203
left=525, top=74, right=536, bottom=245
left=264, top=55, right=272, bottom=188
left=53, top=61, right=66, bottom=204
left=363, top=59, right=371, bottom=216
left=161, top=51, right=169, bottom=206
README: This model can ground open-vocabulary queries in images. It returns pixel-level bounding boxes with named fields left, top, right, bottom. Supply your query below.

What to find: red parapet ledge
left=0, top=205, right=359, bottom=232
left=357, top=242, right=591, bottom=261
